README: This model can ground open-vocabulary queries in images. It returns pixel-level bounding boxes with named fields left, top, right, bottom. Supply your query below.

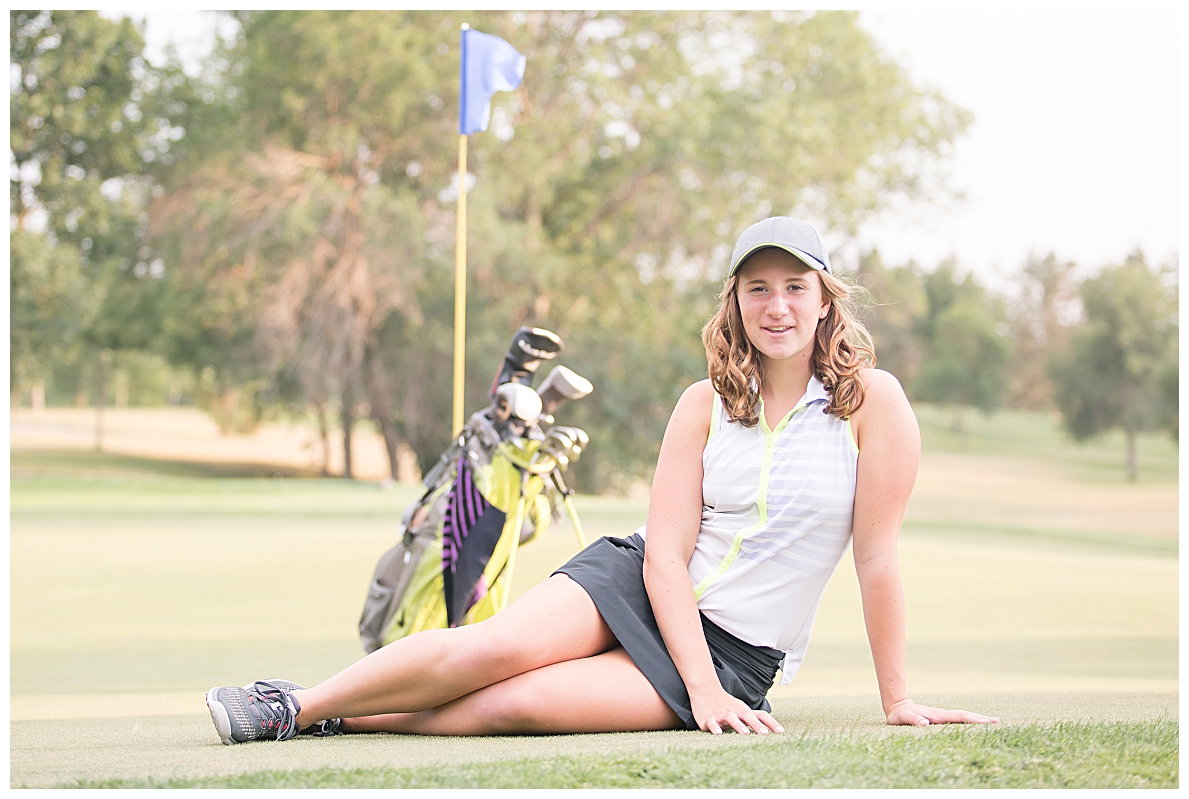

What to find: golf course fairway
left=9, top=405, right=1178, bottom=788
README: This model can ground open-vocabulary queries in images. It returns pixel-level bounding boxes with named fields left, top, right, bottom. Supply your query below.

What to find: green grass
left=9, top=406, right=1179, bottom=787
left=8, top=473, right=421, bottom=516
left=9, top=449, right=424, bottom=516
left=913, top=404, right=1178, bottom=484
left=901, top=518, right=1178, bottom=555
left=72, top=720, right=1178, bottom=789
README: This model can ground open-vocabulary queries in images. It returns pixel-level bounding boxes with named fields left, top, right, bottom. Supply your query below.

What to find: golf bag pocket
left=359, top=578, right=396, bottom=653
left=359, top=530, right=432, bottom=654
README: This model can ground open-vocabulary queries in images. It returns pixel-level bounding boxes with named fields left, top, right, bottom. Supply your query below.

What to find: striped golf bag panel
left=359, top=435, right=556, bottom=653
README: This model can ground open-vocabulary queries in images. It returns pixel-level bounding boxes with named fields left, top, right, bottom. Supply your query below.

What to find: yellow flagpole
left=452, top=132, right=468, bottom=437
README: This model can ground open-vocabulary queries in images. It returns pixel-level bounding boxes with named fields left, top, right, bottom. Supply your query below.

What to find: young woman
left=207, top=216, right=997, bottom=744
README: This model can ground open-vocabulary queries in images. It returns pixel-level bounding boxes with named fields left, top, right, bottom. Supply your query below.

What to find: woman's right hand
left=690, top=686, right=785, bottom=735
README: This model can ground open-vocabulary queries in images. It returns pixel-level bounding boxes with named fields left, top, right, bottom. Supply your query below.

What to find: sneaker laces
left=247, top=680, right=302, bottom=742
left=308, top=717, right=344, bottom=737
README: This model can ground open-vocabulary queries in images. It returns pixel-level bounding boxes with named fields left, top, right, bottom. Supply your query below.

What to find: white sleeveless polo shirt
left=639, top=376, right=859, bottom=684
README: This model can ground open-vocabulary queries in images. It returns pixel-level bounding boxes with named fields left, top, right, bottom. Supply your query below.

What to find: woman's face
left=735, top=248, right=830, bottom=365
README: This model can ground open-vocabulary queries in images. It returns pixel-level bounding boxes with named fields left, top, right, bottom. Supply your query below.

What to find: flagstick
left=452, top=131, right=468, bottom=437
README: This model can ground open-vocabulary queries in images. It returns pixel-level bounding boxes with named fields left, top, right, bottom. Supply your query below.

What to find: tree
left=1006, top=252, right=1077, bottom=410
left=10, top=11, right=196, bottom=433
left=11, top=11, right=138, bottom=398
left=147, top=10, right=971, bottom=487
left=854, top=249, right=927, bottom=392
left=912, top=260, right=1011, bottom=428
left=148, top=11, right=446, bottom=473
left=1050, top=253, right=1178, bottom=481
left=430, top=9, right=969, bottom=486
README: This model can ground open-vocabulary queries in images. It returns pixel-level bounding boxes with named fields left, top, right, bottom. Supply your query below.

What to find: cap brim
left=729, top=244, right=827, bottom=276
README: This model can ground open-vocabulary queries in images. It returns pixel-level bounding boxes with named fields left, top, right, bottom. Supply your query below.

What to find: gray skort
left=553, top=533, right=782, bottom=730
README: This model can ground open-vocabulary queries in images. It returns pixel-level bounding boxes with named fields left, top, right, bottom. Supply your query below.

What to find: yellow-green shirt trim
left=692, top=396, right=809, bottom=601
left=845, top=418, right=859, bottom=455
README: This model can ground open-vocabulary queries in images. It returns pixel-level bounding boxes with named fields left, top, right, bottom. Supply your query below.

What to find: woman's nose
left=766, top=293, right=790, bottom=315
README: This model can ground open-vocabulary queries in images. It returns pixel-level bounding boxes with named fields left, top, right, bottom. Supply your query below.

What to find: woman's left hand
left=885, top=699, right=999, bottom=727
left=690, top=685, right=784, bottom=736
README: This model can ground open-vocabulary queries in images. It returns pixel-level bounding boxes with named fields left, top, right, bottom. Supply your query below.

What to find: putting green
left=8, top=407, right=1178, bottom=787
left=10, top=693, right=1177, bottom=788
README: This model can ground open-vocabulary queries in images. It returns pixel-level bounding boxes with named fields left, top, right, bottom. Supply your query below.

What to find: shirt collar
left=756, top=375, right=832, bottom=411
left=752, top=374, right=830, bottom=408
left=801, top=375, right=830, bottom=407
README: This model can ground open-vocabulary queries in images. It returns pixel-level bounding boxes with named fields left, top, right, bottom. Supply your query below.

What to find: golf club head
left=537, top=365, right=593, bottom=415
left=493, top=382, right=543, bottom=424
left=540, top=425, right=589, bottom=471
left=489, top=327, right=563, bottom=398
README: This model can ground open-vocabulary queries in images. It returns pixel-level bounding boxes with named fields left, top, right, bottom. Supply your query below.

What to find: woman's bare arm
left=850, top=369, right=998, bottom=726
left=642, top=380, right=782, bottom=735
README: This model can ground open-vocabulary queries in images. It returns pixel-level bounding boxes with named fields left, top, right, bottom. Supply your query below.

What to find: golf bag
left=359, top=327, right=594, bottom=654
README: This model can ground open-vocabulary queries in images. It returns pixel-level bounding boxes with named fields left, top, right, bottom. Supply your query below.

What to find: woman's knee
left=467, top=681, right=546, bottom=734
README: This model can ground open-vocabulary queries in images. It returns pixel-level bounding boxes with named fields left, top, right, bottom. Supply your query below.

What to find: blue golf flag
left=459, top=28, right=526, bottom=135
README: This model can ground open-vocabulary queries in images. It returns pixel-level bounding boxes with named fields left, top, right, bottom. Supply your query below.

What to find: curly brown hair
left=701, top=268, right=875, bottom=426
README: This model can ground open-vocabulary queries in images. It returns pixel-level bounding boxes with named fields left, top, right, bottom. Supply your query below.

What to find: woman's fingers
left=693, top=692, right=787, bottom=735
left=755, top=709, right=785, bottom=734
left=923, top=707, right=999, bottom=724
left=741, top=710, right=782, bottom=734
left=903, top=710, right=930, bottom=727
left=706, top=710, right=785, bottom=735
left=896, top=704, right=1000, bottom=726
left=733, top=710, right=782, bottom=735
left=738, top=711, right=772, bottom=735
left=722, top=711, right=751, bottom=735
left=734, top=711, right=777, bottom=735
left=885, top=705, right=926, bottom=726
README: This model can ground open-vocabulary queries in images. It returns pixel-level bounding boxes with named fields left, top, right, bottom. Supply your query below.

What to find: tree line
left=860, top=249, right=1177, bottom=481
left=10, top=10, right=1177, bottom=486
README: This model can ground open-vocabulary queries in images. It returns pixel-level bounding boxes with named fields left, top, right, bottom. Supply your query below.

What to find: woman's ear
left=819, top=302, right=830, bottom=320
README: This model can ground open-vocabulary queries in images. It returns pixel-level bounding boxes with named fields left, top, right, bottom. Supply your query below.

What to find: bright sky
left=856, top=9, right=1179, bottom=286
left=114, top=9, right=1180, bottom=286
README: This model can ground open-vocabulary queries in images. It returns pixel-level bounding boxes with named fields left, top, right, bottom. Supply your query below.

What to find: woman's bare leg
left=341, top=647, right=684, bottom=735
left=292, top=574, right=617, bottom=728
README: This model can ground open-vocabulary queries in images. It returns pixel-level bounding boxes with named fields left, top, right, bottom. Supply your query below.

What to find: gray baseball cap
left=728, top=216, right=831, bottom=277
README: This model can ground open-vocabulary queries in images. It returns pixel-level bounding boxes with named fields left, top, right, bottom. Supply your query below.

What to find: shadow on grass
left=10, top=448, right=324, bottom=480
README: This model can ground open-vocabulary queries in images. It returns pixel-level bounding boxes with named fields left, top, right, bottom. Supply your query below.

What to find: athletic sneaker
left=245, top=680, right=344, bottom=737
left=243, top=678, right=304, bottom=695
left=208, top=680, right=347, bottom=741
left=206, top=679, right=303, bottom=745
